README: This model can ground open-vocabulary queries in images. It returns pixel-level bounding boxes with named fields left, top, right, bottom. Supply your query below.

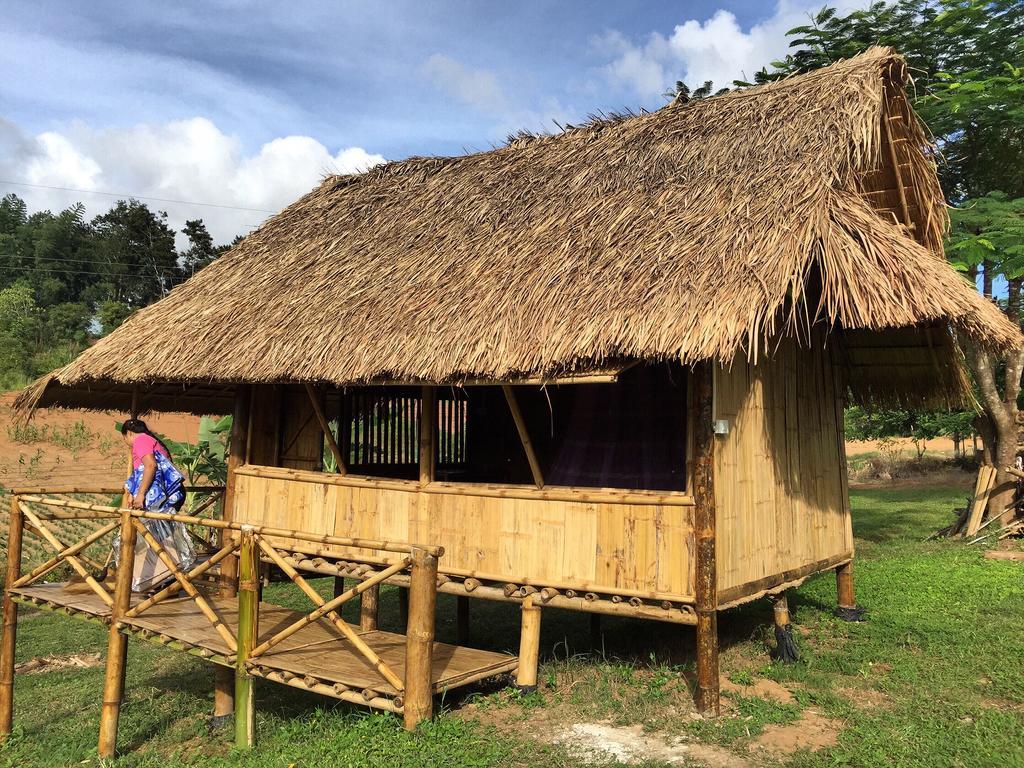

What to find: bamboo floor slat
left=8, top=582, right=516, bottom=696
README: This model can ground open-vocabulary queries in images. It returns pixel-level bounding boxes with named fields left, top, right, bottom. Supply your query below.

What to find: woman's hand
left=131, top=492, right=145, bottom=509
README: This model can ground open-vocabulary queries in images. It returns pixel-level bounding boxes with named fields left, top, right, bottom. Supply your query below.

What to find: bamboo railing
left=1, top=490, right=444, bottom=756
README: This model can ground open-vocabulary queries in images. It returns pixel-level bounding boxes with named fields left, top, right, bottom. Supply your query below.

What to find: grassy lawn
left=1, top=483, right=1022, bottom=767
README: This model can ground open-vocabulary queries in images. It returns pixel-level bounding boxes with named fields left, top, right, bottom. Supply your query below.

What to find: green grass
left=1, top=484, right=1023, bottom=767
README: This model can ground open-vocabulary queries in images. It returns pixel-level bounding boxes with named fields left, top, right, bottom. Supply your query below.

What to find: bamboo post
left=771, top=593, right=799, bottom=663
left=836, top=562, right=855, bottom=608
left=692, top=362, right=719, bottom=715
left=419, top=386, right=436, bottom=484
left=516, top=594, right=541, bottom=693
left=0, top=496, right=24, bottom=737
left=834, top=561, right=864, bottom=621
left=216, top=386, right=250, bottom=723
left=403, top=546, right=438, bottom=730
left=234, top=530, right=258, bottom=749
left=97, top=510, right=137, bottom=758
left=361, top=584, right=379, bottom=632
left=456, top=595, right=469, bottom=645
left=333, top=576, right=346, bottom=600
left=502, top=385, right=544, bottom=488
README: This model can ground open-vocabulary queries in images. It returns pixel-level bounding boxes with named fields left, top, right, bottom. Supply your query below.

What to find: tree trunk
left=966, top=340, right=1023, bottom=527
left=973, top=414, right=996, bottom=466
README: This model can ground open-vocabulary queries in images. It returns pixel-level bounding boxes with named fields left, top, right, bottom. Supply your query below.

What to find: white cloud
left=423, top=54, right=506, bottom=113
left=0, top=117, right=384, bottom=247
left=596, top=2, right=860, bottom=100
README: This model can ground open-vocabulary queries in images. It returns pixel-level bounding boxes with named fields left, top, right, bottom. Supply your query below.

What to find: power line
left=2, top=265, right=180, bottom=279
left=0, top=180, right=277, bottom=214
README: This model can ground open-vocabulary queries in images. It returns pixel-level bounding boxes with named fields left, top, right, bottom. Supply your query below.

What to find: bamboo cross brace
left=125, top=541, right=240, bottom=618
left=254, top=536, right=404, bottom=690
left=20, top=506, right=114, bottom=607
left=248, top=555, right=411, bottom=663
left=129, top=518, right=238, bottom=653
left=186, top=493, right=223, bottom=517
left=305, top=382, right=347, bottom=475
left=12, top=520, right=119, bottom=589
left=502, top=385, right=544, bottom=488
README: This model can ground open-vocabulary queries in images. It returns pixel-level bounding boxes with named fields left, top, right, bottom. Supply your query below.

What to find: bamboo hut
left=3, top=48, right=1020, bottom=753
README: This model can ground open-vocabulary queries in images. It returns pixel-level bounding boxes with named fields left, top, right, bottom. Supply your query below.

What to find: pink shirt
left=131, top=433, right=169, bottom=469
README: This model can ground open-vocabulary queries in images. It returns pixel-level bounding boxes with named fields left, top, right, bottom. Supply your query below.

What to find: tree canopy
left=0, top=193, right=235, bottom=388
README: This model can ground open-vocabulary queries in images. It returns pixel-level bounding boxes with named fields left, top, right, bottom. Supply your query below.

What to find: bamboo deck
left=9, top=582, right=517, bottom=698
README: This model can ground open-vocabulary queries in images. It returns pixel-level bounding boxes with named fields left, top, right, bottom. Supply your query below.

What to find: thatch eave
left=13, top=47, right=1022, bottom=419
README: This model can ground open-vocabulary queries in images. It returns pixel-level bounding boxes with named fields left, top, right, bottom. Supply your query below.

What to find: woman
left=118, top=419, right=195, bottom=590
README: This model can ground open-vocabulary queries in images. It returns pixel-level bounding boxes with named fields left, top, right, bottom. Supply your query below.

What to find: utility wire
left=0, top=180, right=277, bottom=214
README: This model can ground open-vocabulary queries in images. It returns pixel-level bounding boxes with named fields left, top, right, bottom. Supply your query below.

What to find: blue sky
left=0, top=1, right=844, bottom=242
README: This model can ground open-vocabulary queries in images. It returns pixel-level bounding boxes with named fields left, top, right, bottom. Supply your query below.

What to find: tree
left=91, top=200, right=178, bottom=307
left=97, top=300, right=134, bottom=334
left=770, top=0, right=1024, bottom=525
left=845, top=405, right=975, bottom=459
left=179, top=219, right=218, bottom=278
left=0, top=282, right=38, bottom=388
left=0, top=193, right=232, bottom=386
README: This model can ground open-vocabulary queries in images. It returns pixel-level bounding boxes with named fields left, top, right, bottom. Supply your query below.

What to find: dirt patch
left=846, top=436, right=956, bottom=457
left=751, top=709, right=841, bottom=757
left=720, top=676, right=795, bottom=705
left=553, top=722, right=752, bottom=767
left=836, top=686, right=891, bottom=710
left=15, top=652, right=102, bottom=674
left=1, top=392, right=199, bottom=490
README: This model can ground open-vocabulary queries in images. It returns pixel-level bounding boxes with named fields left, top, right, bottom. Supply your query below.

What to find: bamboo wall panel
left=279, top=388, right=324, bottom=472
left=714, top=336, right=852, bottom=594
left=233, top=471, right=696, bottom=599
left=248, top=385, right=281, bottom=466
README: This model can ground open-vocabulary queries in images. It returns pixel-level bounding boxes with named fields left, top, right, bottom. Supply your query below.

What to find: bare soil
left=1, top=391, right=199, bottom=490
left=751, top=709, right=841, bottom=756
left=552, top=722, right=753, bottom=767
left=845, top=436, right=957, bottom=457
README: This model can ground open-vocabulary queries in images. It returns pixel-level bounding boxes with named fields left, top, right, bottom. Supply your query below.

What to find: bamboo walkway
left=8, top=581, right=517, bottom=697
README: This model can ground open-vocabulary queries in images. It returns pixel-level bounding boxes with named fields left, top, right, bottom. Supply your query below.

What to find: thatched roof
left=17, top=48, right=1020, bottom=415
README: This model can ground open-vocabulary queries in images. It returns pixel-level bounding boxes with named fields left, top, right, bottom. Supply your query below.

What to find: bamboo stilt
left=97, top=511, right=137, bottom=758
left=771, top=593, right=799, bottom=663
left=836, top=561, right=855, bottom=608
left=403, top=547, right=438, bottom=730
left=516, top=594, right=541, bottom=693
left=234, top=531, right=258, bottom=749
left=456, top=595, right=469, bottom=645
left=360, top=584, right=379, bottom=631
left=0, top=496, right=24, bottom=737
left=217, top=385, right=250, bottom=720
left=693, top=362, right=720, bottom=716
left=334, top=576, right=346, bottom=600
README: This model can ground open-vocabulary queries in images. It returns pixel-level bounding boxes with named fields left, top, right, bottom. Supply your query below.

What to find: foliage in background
left=0, top=193, right=238, bottom=389
left=845, top=405, right=975, bottom=460
left=153, top=416, right=232, bottom=488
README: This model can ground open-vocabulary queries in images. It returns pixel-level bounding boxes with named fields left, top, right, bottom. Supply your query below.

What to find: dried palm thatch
left=16, top=48, right=1021, bottom=416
